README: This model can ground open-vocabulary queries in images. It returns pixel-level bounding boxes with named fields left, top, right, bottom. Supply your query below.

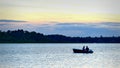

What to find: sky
left=0, top=0, right=120, bottom=37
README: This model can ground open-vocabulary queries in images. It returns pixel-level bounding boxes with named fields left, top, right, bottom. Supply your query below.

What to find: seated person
left=86, top=46, right=89, bottom=52
left=82, top=46, right=85, bottom=51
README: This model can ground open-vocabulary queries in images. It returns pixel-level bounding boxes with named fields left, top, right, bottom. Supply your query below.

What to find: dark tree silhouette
left=0, top=29, right=120, bottom=43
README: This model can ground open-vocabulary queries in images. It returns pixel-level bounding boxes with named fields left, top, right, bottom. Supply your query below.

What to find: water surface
left=0, top=43, right=120, bottom=68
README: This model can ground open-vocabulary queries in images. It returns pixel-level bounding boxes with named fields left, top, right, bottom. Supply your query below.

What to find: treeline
left=0, top=29, right=120, bottom=43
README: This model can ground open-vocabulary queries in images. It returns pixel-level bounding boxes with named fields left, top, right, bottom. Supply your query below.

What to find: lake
left=0, top=43, right=120, bottom=68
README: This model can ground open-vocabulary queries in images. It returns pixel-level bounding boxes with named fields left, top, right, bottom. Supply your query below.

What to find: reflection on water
left=0, top=44, right=120, bottom=68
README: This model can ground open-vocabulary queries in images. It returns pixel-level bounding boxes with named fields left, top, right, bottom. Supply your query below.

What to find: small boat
left=73, top=48, right=93, bottom=53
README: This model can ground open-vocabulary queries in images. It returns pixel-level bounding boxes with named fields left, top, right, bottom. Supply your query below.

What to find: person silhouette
left=82, top=46, right=85, bottom=51
left=86, top=46, right=89, bottom=52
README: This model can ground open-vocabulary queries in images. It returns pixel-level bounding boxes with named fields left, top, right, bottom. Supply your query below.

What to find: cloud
left=53, top=22, right=120, bottom=30
left=100, top=22, right=120, bottom=26
left=0, top=22, right=120, bottom=37
left=32, top=22, right=120, bottom=37
left=55, top=22, right=120, bottom=29
left=0, top=19, right=27, bottom=22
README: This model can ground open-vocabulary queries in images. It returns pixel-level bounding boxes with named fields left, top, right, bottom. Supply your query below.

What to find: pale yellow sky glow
left=0, top=0, right=120, bottom=23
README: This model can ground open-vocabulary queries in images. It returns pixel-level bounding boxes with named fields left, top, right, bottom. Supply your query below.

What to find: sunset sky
left=0, top=0, right=120, bottom=37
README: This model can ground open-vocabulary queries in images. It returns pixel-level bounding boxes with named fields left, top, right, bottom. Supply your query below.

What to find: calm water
left=0, top=43, right=120, bottom=68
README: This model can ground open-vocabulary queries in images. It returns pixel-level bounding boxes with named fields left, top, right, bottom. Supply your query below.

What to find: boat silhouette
left=73, top=48, right=93, bottom=53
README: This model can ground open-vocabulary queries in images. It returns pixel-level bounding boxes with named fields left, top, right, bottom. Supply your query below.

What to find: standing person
left=86, top=46, right=89, bottom=52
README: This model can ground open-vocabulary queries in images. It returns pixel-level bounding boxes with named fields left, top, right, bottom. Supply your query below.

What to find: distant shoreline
left=0, top=42, right=120, bottom=43
left=0, top=29, right=120, bottom=43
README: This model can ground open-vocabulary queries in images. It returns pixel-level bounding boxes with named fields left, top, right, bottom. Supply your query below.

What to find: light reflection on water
left=0, top=43, right=120, bottom=68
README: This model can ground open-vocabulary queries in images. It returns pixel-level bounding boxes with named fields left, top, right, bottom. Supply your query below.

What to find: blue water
left=0, top=43, right=120, bottom=68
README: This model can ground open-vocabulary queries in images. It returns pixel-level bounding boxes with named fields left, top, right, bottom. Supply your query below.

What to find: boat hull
left=73, top=49, right=93, bottom=53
